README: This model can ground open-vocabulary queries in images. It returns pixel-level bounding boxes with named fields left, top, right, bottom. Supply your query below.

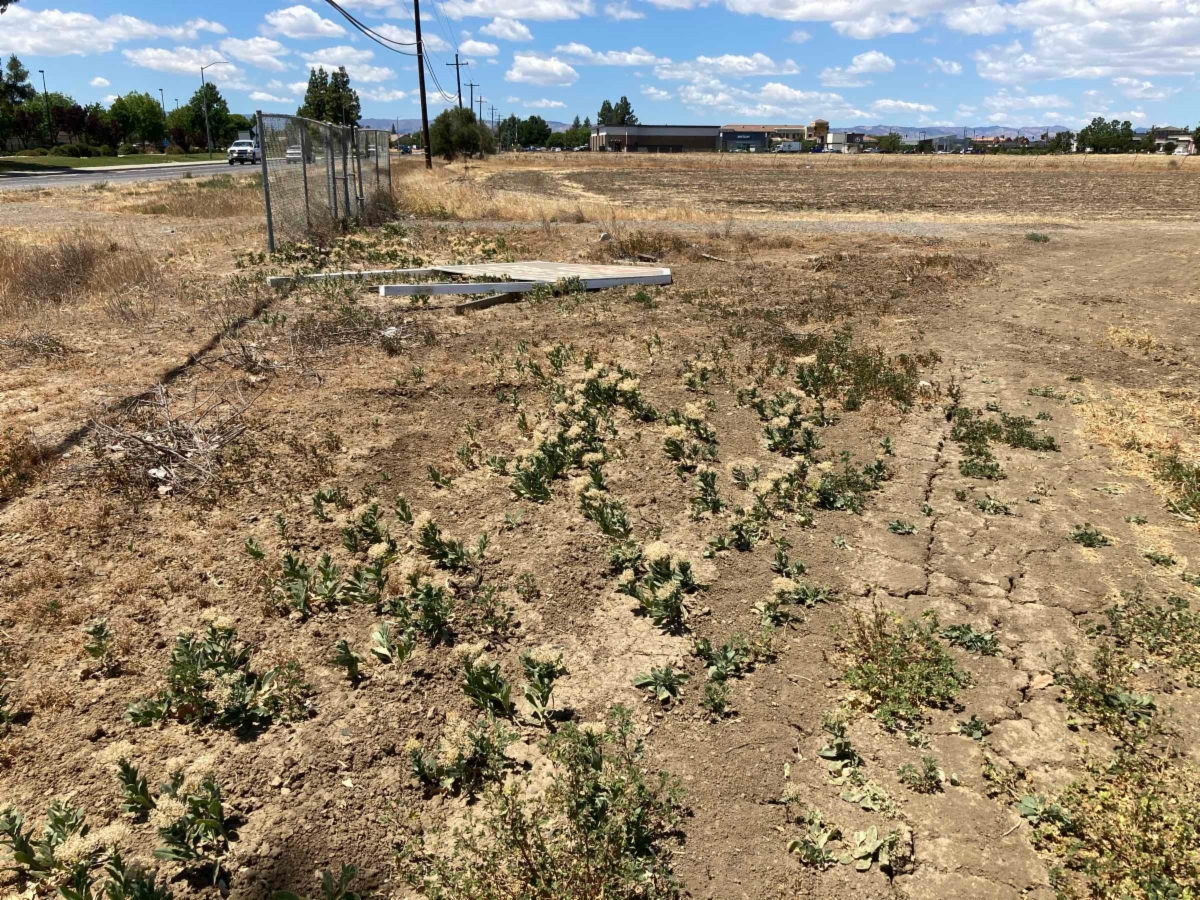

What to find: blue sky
left=2, top=0, right=1197, bottom=129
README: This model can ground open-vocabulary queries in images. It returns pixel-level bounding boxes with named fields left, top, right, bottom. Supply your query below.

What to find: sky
left=1, top=0, right=1198, bottom=130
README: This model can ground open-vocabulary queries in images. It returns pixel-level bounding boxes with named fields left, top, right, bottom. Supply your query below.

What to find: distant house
left=827, top=131, right=865, bottom=153
left=1149, top=126, right=1195, bottom=154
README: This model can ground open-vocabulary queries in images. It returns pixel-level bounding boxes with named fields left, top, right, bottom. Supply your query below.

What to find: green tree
left=3, top=54, right=35, bottom=106
left=611, top=95, right=637, bottom=125
left=597, top=99, right=614, bottom=126
left=878, top=132, right=902, bottom=153
left=518, top=115, right=551, bottom=146
left=583, top=115, right=591, bottom=129
left=187, top=82, right=231, bottom=150
left=498, top=113, right=520, bottom=149
left=298, top=67, right=330, bottom=122
left=1046, top=130, right=1073, bottom=153
left=0, top=0, right=19, bottom=11
left=326, top=66, right=360, bottom=126
left=547, top=131, right=565, bottom=148
left=109, top=91, right=166, bottom=146
left=571, top=115, right=581, bottom=129
left=429, top=106, right=492, bottom=160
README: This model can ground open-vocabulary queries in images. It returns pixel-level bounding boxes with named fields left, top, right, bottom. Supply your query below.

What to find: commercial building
left=717, top=120, right=830, bottom=152
left=590, top=124, right=720, bottom=152
left=828, top=131, right=865, bottom=153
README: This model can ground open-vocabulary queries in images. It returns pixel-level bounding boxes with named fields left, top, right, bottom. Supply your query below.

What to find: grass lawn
left=0, top=153, right=225, bottom=172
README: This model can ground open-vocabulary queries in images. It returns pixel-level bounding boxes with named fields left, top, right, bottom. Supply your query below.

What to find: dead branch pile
left=0, top=329, right=79, bottom=365
left=91, top=384, right=250, bottom=496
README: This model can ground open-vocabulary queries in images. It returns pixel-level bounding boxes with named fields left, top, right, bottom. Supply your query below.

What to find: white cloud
left=872, top=98, right=937, bottom=113
left=220, top=37, right=289, bottom=71
left=831, top=13, right=917, bottom=38
left=288, top=81, right=309, bottom=93
left=787, top=29, right=811, bottom=42
left=932, top=57, right=961, bottom=74
left=0, top=8, right=225, bottom=56
left=505, top=53, right=579, bottom=85
left=554, top=42, right=667, bottom=65
left=480, top=17, right=534, bottom=38
left=820, top=49, right=894, bottom=87
left=759, top=82, right=847, bottom=106
left=656, top=52, right=798, bottom=81
left=442, top=0, right=595, bottom=21
left=643, top=86, right=672, bottom=100
left=605, top=0, right=646, bottom=17
left=983, top=88, right=1070, bottom=111
left=249, top=91, right=292, bottom=103
left=261, top=6, right=345, bottom=39
left=90, top=76, right=110, bottom=87
left=302, top=46, right=396, bottom=82
left=102, top=94, right=118, bottom=105
left=122, top=47, right=251, bottom=89
left=362, top=87, right=408, bottom=101
left=525, top=98, right=566, bottom=107
left=460, top=39, right=500, bottom=55
left=1111, top=77, right=1171, bottom=100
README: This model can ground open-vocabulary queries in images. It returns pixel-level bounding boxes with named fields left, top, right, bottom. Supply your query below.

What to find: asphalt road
left=0, top=160, right=252, bottom=191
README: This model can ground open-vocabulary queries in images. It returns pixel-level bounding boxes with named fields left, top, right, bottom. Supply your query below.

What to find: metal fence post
left=326, top=129, right=337, bottom=222
left=300, top=127, right=311, bottom=229
left=352, top=126, right=366, bottom=216
left=374, top=132, right=381, bottom=198
left=341, top=128, right=352, bottom=222
left=256, top=111, right=275, bottom=253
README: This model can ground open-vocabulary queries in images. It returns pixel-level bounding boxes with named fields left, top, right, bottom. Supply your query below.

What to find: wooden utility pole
left=466, top=81, right=479, bottom=115
left=413, top=0, right=432, bottom=169
left=446, top=54, right=468, bottom=109
left=477, top=96, right=484, bottom=122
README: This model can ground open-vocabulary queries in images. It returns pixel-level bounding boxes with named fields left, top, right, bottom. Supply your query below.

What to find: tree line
left=0, top=54, right=251, bottom=156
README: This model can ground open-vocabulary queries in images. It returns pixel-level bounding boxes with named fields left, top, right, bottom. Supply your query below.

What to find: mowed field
left=1, top=154, right=1199, bottom=900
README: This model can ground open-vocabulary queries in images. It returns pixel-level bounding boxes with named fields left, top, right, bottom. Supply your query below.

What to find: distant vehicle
left=775, top=141, right=801, bottom=153
left=551, top=146, right=562, bottom=152
left=574, top=144, right=589, bottom=151
left=285, top=145, right=303, bottom=164
left=228, top=140, right=259, bottom=165
left=399, top=145, right=413, bottom=155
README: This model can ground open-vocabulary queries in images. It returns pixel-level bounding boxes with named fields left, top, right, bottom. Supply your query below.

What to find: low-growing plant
left=82, top=619, right=121, bottom=677
left=817, top=712, right=862, bottom=782
left=462, top=655, right=515, bottom=718
left=396, top=706, right=685, bottom=899
left=692, top=635, right=752, bottom=682
left=840, top=825, right=906, bottom=873
left=843, top=606, right=970, bottom=731
left=941, top=623, right=1001, bottom=656
left=416, top=518, right=477, bottom=573
left=701, top=681, right=732, bottom=718
left=975, top=494, right=1011, bottom=515
left=408, top=715, right=515, bottom=797
left=887, top=519, right=916, bottom=535
left=127, top=624, right=312, bottom=732
left=1069, top=523, right=1111, bottom=549
left=1096, top=591, right=1200, bottom=682
left=1143, top=550, right=1176, bottom=567
left=634, top=666, right=689, bottom=705
left=274, top=864, right=367, bottom=900
left=898, top=756, right=943, bottom=793
left=117, top=758, right=155, bottom=821
left=370, top=622, right=414, bottom=666
left=814, top=454, right=888, bottom=513
left=617, top=550, right=701, bottom=634
left=520, top=650, right=565, bottom=724
left=689, top=468, right=724, bottom=517
left=957, top=715, right=991, bottom=741
left=333, top=640, right=363, bottom=683
left=786, top=806, right=841, bottom=869
left=1026, top=232, right=1050, bottom=243
left=152, top=774, right=234, bottom=885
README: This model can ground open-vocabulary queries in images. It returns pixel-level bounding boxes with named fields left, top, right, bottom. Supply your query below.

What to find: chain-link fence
left=256, top=112, right=393, bottom=251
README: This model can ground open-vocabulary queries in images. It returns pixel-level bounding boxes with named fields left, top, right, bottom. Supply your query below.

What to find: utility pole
left=200, top=60, right=229, bottom=160
left=38, top=70, right=52, bottom=146
left=446, top=54, right=468, bottom=109
left=489, top=104, right=496, bottom=134
left=158, top=88, right=166, bottom=115
left=466, top=81, right=478, bottom=115
left=412, top=0, right=433, bottom=169
left=477, top=96, right=484, bottom=122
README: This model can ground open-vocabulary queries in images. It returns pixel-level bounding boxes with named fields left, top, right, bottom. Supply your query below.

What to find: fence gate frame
left=256, top=110, right=394, bottom=253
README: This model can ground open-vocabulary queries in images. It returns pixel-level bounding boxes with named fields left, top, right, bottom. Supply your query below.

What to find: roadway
left=0, top=160, right=253, bottom=191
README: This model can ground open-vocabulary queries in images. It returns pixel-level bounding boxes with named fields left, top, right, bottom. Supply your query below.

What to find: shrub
left=126, top=624, right=312, bottom=732
left=396, top=706, right=685, bottom=900
left=118, top=143, right=137, bottom=156
left=843, top=606, right=970, bottom=731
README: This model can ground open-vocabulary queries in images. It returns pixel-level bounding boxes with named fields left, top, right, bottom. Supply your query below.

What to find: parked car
left=399, top=145, right=413, bottom=155
left=228, top=140, right=259, bottom=165
left=285, top=145, right=303, bottom=164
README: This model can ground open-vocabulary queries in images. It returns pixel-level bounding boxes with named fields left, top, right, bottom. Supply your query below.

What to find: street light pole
left=199, top=60, right=230, bottom=161
left=159, top=89, right=166, bottom=114
left=38, top=69, right=52, bottom=147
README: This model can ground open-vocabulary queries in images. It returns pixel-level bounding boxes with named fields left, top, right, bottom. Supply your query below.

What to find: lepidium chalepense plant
left=617, top=543, right=703, bottom=634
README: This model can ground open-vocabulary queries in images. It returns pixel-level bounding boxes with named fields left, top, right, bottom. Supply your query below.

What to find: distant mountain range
left=843, top=124, right=1072, bottom=139
left=360, top=117, right=570, bottom=133
left=361, top=118, right=1080, bottom=139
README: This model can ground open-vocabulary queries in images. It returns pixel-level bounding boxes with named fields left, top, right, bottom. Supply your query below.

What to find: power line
left=317, top=0, right=418, bottom=55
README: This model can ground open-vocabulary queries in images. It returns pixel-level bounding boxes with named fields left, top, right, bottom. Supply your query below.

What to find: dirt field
left=1, top=154, right=1199, bottom=900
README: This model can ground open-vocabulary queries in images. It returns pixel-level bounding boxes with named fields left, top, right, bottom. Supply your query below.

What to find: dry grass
left=0, top=230, right=161, bottom=317
left=125, top=173, right=263, bottom=218
left=1, top=427, right=52, bottom=503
